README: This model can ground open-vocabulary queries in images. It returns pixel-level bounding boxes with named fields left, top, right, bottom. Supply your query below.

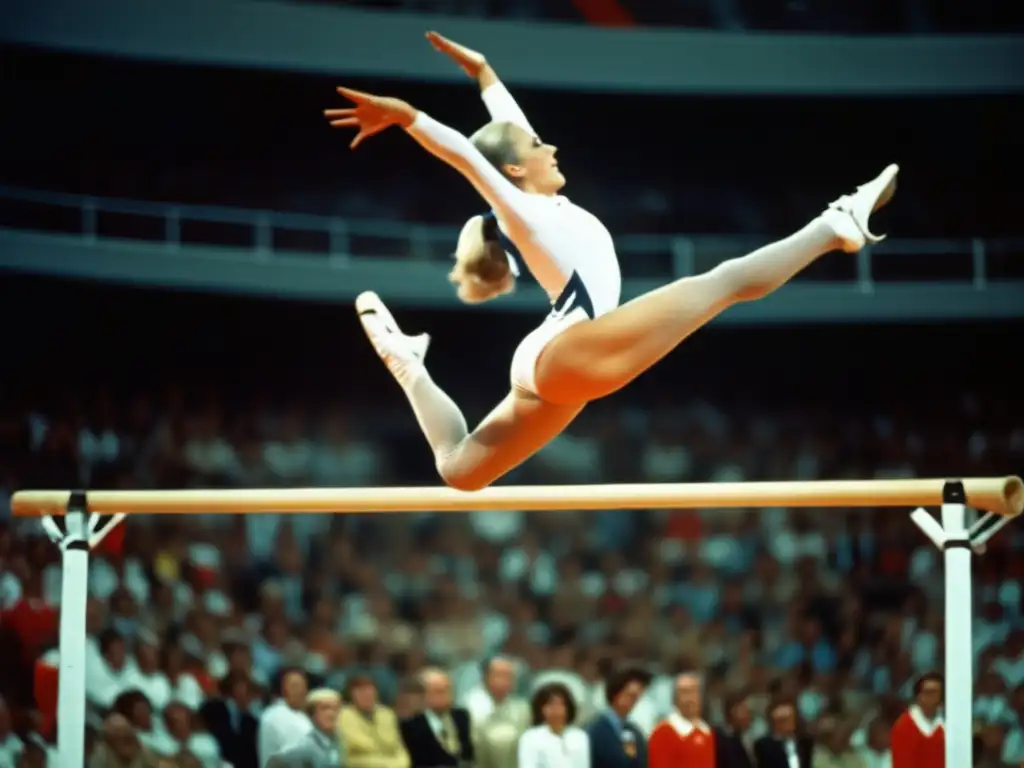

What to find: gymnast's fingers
left=350, top=123, right=389, bottom=149
left=336, top=86, right=372, bottom=103
left=350, top=130, right=370, bottom=150
left=425, top=31, right=451, bottom=51
left=330, top=118, right=359, bottom=128
left=324, top=108, right=357, bottom=119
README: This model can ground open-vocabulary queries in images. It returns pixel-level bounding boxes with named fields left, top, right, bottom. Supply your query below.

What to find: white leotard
left=407, top=84, right=623, bottom=320
left=407, top=85, right=623, bottom=394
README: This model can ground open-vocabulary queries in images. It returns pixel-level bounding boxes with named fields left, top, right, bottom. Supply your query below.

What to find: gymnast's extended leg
left=356, top=293, right=583, bottom=490
left=535, top=165, right=899, bottom=404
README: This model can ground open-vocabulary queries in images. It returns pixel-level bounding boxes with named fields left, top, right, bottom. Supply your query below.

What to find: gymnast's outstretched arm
left=425, top=31, right=536, bottom=134
left=404, top=112, right=532, bottom=219
left=480, top=82, right=535, bottom=135
left=325, top=89, right=539, bottom=236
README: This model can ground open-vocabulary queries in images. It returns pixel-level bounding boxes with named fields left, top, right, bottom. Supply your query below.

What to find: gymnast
left=324, top=32, right=899, bottom=492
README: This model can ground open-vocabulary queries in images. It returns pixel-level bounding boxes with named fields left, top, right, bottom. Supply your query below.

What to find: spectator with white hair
left=648, top=673, right=714, bottom=768
left=266, top=689, right=342, bottom=768
left=468, top=657, right=530, bottom=768
left=400, top=668, right=473, bottom=768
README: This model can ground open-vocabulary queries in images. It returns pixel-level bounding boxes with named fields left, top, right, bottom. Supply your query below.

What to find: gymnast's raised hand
left=324, top=87, right=417, bottom=149
left=425, top=31, right=489, bottom=79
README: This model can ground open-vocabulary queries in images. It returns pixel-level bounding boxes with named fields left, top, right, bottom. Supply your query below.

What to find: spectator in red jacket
left=649, top=673, right=715, bottom=768
left=891, top=671, right=944, bottom=768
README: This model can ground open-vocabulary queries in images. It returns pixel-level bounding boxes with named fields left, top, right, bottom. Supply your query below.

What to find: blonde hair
left=449, top=215, right=515, bottom=304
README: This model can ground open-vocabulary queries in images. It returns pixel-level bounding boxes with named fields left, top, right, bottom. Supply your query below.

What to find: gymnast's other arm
left=425, top=31, right=536, bottom=134
left=325, top=88, right=529, bottom=221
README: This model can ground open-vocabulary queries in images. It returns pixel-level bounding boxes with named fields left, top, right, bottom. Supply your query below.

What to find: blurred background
left=0, top=0, right=1023, bottom=767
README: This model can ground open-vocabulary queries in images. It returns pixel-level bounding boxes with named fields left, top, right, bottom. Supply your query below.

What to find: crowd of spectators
left=0, top=378, right=1021, bottom=766
left=1, top=2, right=1022, bottom=766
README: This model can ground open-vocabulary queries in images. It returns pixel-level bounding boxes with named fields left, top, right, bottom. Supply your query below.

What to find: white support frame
left=909, top=480, right=1015, bottom=768
left=31, top=481, right=1016, bottom=768
left=39, top=492, right=126, bottom=768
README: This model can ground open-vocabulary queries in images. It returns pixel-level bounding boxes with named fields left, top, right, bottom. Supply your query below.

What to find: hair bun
left=450, top=267, right=513, bottom=305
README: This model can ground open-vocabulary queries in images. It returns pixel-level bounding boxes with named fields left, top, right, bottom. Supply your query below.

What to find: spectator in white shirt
left=258, top=668, right=312, bottom=767
left=87, top=629, right=138, bottom=710
left=124, top=632, right=174, bottom=712
left=856, top=717, right=892, bottom=768
left=151, top=701, right=223, bottom=768
left=518, top=683, right=590, bottom=768
left=464, top=656, right=523, bottom=725
left=529, top=649, right=591, bottom=725
left=160, top=645, right=206, bottom=713
left=468, top=657, right=531, bottom=768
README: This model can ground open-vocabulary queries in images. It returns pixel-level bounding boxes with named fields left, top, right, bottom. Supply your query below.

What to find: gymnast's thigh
left=537, top=271, right=737, bottom=404
left=445, top=389, right=585, bottom=490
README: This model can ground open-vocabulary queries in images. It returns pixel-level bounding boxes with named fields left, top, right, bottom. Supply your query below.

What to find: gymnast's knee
left=435, top=453, right=492, bottom=492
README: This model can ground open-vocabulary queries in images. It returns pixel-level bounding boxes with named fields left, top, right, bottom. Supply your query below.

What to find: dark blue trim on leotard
left=482, top=210, right=594, bottom=321
left=550, top=270, right=595, bottom=320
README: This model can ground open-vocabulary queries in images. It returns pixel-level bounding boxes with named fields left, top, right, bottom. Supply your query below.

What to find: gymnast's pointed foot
left=356, top=291, right=430, bottom=389
left=823, top=164, right=900, bottom=253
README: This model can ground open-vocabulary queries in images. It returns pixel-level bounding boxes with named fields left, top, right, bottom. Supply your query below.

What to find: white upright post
left=940, top=486, right=972, bottom=768
left=56, top=492, right=91, bottom=768
left=912, top=480, right=985, bottom=768
left=40, top=496, right=125, bottom=766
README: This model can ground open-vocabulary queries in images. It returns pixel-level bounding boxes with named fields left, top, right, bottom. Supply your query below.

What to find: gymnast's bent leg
left=535, top=165, right=899, bottom=405
left=356, top=292, right=583, bottom=490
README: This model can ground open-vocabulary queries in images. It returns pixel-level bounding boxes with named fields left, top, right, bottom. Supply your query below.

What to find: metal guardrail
left=1, top=184, right=1021, bottom=285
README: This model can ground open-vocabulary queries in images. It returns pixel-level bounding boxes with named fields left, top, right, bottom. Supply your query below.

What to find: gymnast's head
left=470, top=121, right=565, bottom=195
left=449, top=213, right=515, bottom=304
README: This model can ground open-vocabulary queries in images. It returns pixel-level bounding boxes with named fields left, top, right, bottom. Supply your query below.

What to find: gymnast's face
left=505, top=124, right=565, bottom=195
